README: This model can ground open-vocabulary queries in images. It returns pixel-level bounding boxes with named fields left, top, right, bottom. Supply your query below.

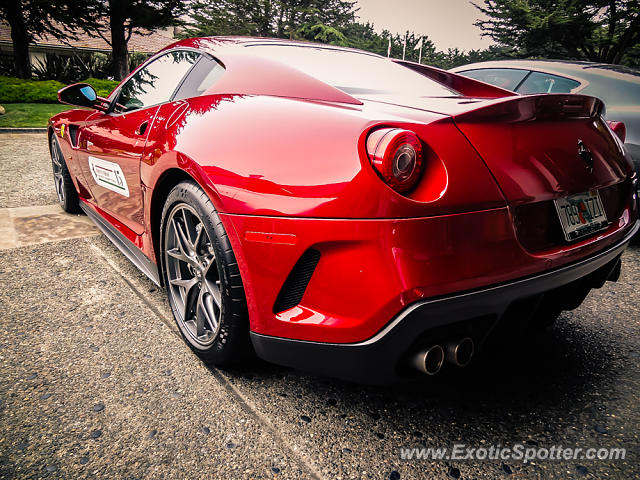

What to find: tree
left=185, top=0, right=357, bottom=41
left=0, top=1, right=76, bottom=78
left=473, top=0, right=640, bottom=65
left=80, top=0, right=186, bottom=80
left=340, top=21, right=390, bottom=54
left=182, top=0, right=517, bottom=70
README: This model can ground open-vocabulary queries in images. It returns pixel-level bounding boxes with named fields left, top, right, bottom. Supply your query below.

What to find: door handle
left=135, top=121, right=149, bottom=136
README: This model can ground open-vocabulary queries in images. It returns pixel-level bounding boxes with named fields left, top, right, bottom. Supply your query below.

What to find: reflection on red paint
left=245, top=231, right=297, bottom=245
left=47, top=37, right=637, bottom=346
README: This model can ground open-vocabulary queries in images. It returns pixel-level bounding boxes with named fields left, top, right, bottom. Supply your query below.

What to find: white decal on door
left=88, top=156, right=130, bottom=197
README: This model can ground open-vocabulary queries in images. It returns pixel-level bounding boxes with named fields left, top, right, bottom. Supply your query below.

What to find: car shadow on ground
left=215, top=314, right=622, bottom=434
left=222, top=244, right=637, bottom=414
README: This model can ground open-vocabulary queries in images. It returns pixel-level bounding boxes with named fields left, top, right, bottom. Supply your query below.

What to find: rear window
left=173, top=55, right=225, bottom=101
left=245, top=44, right=459, bottom=98
left=517, top=71, right=580, bottom=94
left=458, top=68, right=529, bottom=91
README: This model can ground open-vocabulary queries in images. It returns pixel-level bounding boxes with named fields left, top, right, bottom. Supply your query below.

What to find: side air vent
left=273, top=249, right=321, bottom=314
left=68, top=124, right=79, bottom=147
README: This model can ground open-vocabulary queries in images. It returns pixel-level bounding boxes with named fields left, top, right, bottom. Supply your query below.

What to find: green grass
left=0, top=103, right=76, bottom=128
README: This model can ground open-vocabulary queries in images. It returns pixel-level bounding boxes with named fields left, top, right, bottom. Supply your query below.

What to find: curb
left=0, top=127, right=48, bottom=133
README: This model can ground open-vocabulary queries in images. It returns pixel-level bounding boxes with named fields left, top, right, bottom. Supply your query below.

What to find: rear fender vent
left=273, top=249, right=321, bottom=314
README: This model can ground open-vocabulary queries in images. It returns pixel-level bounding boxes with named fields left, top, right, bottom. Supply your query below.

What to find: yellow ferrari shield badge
left=60, top=124, right=66, bottom=138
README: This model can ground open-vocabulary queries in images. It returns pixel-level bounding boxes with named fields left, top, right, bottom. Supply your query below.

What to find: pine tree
left=473, top=0, right=640, bottom=65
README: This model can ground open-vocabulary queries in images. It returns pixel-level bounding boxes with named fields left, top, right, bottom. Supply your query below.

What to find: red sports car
left=49, top=37, right=638, bottom=383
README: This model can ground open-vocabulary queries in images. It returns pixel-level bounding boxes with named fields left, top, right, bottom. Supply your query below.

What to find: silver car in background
left=451, top=60, right=640, bottom=176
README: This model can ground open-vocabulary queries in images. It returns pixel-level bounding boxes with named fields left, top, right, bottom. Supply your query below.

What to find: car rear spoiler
left=393, top=59, right=516, bottom=99
left=452, top=93, right=605, bottom=123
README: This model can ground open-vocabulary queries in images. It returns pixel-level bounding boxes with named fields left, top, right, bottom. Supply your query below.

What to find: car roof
left=450, top=59, right=640, bottom=83
left=164, top=35, right=383, bottom=59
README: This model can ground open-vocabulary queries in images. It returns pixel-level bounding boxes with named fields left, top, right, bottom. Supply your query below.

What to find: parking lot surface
left=1, top=134, right=638, bottom=479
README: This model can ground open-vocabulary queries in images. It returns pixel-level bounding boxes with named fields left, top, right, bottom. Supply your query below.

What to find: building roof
left=0, top=22, right=176, bottom=54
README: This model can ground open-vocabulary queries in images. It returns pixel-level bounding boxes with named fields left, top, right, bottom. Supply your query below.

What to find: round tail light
left=366, top=128, right=424, bottom=193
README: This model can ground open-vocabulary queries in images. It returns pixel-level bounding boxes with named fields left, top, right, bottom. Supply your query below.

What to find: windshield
left=244, top=44, right=459, bottom=98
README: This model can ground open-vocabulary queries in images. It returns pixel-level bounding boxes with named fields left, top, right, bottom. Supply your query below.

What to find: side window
left=517, top=72, right=581, bottom=94
left=459, top=68, right=529, bottom=91
left=113, top=50, right=200, bottom=113
left=173, top=56, right=226, bottom=101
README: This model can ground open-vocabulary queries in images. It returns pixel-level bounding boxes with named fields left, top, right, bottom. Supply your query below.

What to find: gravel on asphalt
left=1, top=132, right=638, bottom=479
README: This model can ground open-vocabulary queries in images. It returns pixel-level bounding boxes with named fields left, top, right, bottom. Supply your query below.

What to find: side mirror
left=57, top=83, right=107, bottom=111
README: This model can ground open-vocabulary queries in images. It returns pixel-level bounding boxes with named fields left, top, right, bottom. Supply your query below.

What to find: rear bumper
left=250, top=220, right=638, bottom=383
left=224, top=197, right=636, bottom=344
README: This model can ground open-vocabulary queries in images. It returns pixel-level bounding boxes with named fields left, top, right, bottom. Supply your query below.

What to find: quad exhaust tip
left=412, top=345, right=445, bottom=375
left=446, top=337, right=474, bottom=368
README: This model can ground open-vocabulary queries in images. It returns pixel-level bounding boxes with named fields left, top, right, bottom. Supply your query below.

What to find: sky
left=354, top=0, right=495, bottom=52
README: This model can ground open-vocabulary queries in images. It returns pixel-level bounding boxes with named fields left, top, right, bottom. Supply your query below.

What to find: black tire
left=50, top=134, right=81, bottom=213
left=160, top=180, right=250, bottom=365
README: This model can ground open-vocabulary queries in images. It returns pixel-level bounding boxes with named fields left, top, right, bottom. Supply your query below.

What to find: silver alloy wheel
left=50, top=137, right=65, bottom=204
left=164, top=204, right=222, bottom=347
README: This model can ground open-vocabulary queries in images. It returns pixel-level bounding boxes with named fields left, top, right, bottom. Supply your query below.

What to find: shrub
left=31, top=51, right=150, bottom=84
left=33, top=52, right=113, bottom=83
left=0, top=76, right=65, bottom=103
left=33, top=54, right=84, bottom=83
left=0, top=76, right=119, bottom=103
left=0, top=54, right=14, bottom=76
left=129, top=52, right=151, bottom=72
left=80, top=53, right=112, bottom=80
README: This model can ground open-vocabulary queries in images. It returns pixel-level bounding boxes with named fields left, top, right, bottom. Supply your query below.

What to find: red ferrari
left=49, top=37, right=638, bottom=383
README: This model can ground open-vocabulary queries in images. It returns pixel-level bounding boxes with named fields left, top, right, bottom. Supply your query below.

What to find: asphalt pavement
left=0, top=133, right=638, bottom=479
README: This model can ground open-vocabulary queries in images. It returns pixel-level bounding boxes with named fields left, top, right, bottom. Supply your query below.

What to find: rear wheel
left=50, top=134, right=80, bottom=213
left=160, top=181, right=250, bottom=365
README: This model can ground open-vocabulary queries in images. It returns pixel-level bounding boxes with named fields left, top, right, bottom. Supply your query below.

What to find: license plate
left=554, top=190, right=608, bottom=242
